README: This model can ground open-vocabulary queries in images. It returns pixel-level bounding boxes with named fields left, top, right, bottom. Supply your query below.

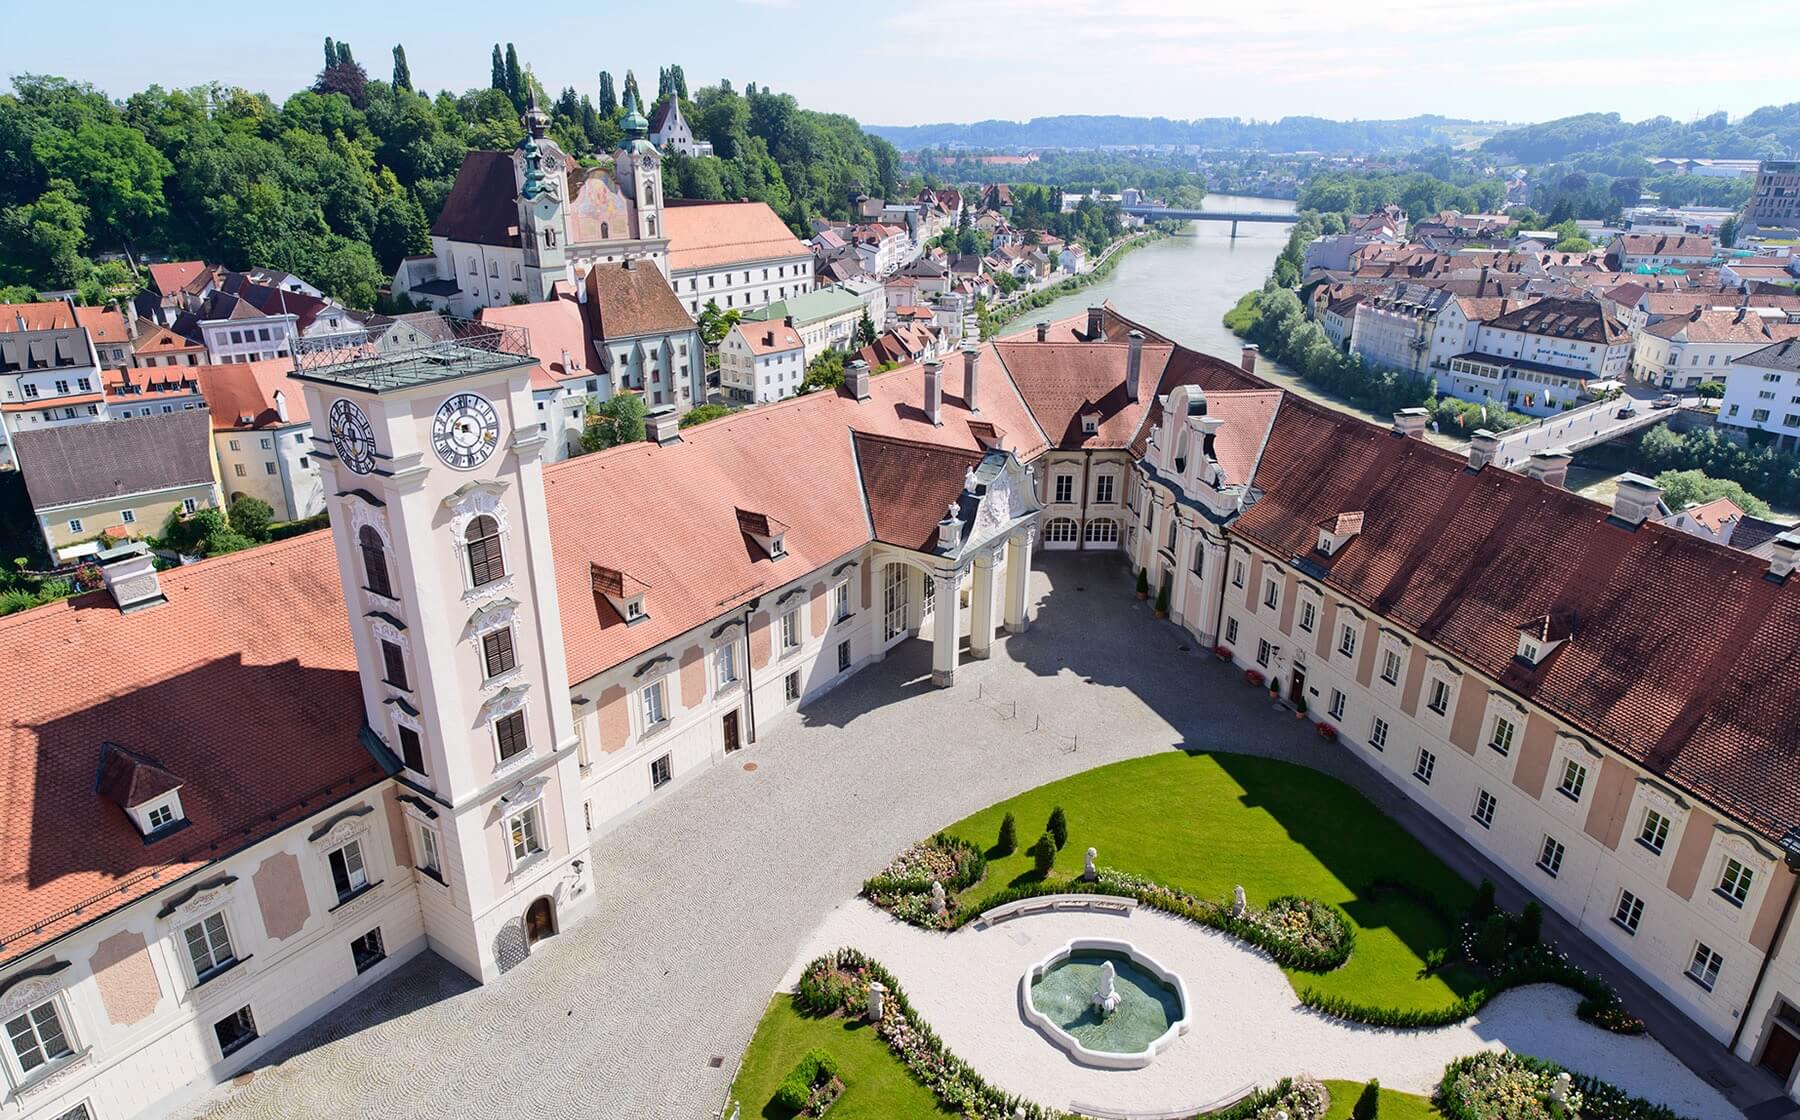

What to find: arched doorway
left=525, top=896, right=557, bottom=945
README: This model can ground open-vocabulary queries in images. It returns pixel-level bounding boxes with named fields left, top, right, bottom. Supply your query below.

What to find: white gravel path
left=785, top=899, right=1742, bottom=1119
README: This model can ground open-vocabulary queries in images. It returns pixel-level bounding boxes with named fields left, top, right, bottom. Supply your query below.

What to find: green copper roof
left=620, top=89, right=648, bottom=138
left=744, top=285, right=867, bottom=327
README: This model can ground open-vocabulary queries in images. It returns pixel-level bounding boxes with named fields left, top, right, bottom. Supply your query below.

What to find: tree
left=597, top=71, right=616, bottom=117
left=678, top=403, right=736, bottom=428
left=503, top=44, right=524, bottom=109
left=1352, top=1079, right=1381, bottom=1120
left=670, top=65, right=689, bottom=100
left=996, top=812, right=1017, bottom=856
left=227, top=495, right=274, bottom=542
left=491, top=45, right=507, bottom=94
left=312, top=44, right=368, bottom=108
left=696, top=299, right=739, bottom=347
left=855, top=309, right=877, bottom=348
left=580, top=393, right=647, bottom=452
left=1694, top=380, right=1725, bottom=401
left=0, top=186, right=87, bottom=287
left=1029, top=833, right=1056, bottom=878
left=32, top=122, right=171, bottom=248
left=323, top=37, right=338, bottom=70
left=1518, top=901, right=1543, bottom=948
left=1719, top=216, right=1739, bottom=249
left=391, top=45, right=412, bottom=92
left=1656, top=468, right=1771, bottom=517
left=1046, top=806, right=1068, bottom=850
left=622, top=70, right=643, bottom=113
left=797, top=349, right=846, bottom=395
left=159, top=507, right=253, bottom=558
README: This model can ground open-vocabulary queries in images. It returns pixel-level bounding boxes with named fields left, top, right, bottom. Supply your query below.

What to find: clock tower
left=296, top=321, right=594, bottom=982
left=515, top=90, right=571, bottom=302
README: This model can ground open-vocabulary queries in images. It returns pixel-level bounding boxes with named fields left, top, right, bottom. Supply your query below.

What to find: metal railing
left=291, top=315, right=533, bottom=379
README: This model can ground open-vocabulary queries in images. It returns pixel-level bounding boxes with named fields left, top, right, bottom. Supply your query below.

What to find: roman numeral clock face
left=432, top=393, right=502, bottom=471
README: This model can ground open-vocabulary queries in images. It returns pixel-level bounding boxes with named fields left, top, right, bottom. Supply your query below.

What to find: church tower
left=293, top=323, right=594, bottom=981
left=613, top=88, right=665, bottom=248
left=516, top=89, right=571, bottom=301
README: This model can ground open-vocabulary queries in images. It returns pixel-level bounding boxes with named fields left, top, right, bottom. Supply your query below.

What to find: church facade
left=8, top=305, right=1800, bottom=1120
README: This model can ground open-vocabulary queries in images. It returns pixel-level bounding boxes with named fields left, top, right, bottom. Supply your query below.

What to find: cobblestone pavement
left=187, top=553, right=1776, bottom=1119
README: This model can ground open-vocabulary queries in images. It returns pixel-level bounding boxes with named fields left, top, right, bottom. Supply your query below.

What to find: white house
left=720, top=320, right=807, bottom=404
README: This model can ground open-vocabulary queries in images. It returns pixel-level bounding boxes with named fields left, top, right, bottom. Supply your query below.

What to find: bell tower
left=614, top=88, right=664, bottom=245
left=516, top=89, right=570, bottom=301
left=293, top=321, right=593, bottom=981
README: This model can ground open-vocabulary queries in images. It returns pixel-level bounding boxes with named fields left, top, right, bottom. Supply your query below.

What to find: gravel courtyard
left=188, top=553, right=1751, bottom=1119
left=787, top=899, right=1738, bottom=1118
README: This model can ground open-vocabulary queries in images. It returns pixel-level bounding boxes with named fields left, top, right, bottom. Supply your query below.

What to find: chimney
left=1467, top=429, right=1500, bottom=471
left=1611, top=473, right=1664, bottom=526
left=783, top=315, right=796, bottom=328
left=922, top=358, right=942, bottom=425
left=1086, top=306, right=1105, bottom=341
left=645, top=407, right=681, bottom=445
left=1126, top=330, right=1144, bottom=401
left=1769, top=531, right=1800, bottom=580
left=560, top=348, right=572, bottom=374
left=99, top=542, right=164, bottom=613
left=623, top=257, right=636, bottom=271
left=1391, top=407, right=1430, bottom=438
left=1524, top=447, right=1572, bottom=489
left=273, top=390, right=289, bottom=424
left=845, top=359, right=871, bottom=401
left=1240, top=343, right=1259, bottom=374
left=961, top=342, right=981, bottom=414
left=1036, top=321, right=1049, bottom=342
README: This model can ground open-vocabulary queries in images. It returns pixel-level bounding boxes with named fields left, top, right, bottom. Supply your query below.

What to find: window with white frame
left=1298, top=600, right=1316, bottom=633
left=1328, top=689, right=1346, bottom=719
left=1231, top=559, right=1246, bottom=588
left=1488, top=714, right=1516, bottom=756
left=1613, top=890, right=1644, bottom=935
left=1687, top=942, right=1724, bottom=990
left=1413, top=747, right=1436, bottom=785
left=1557, top=759, right=1588, bottom=802
left=1256, top=639, right=1271, bottom=667
left=1225, top=617, right=1239, bottom=644
left=1368, top=716, right=1388, bottom=751
left=1426, top=678, right=1451, bottom=715
left=327, top=839, right=368, bottom=902
left=146, top=800, right=177, bottom=831
left=781, top=609, right=801, bottom=651
left=1473, top=788, right=1497, bottom=829
left=1095, top=474, right=1115, bottom=504
left=642, top=680, right=667, bottom=727
left=1263, top=579, right=1279, bottom=610
left=716, top=641, right=738, bottom=686
left=1638, top=808, right=1671, bottom=854
left=183, top=911, right=237, bottom=981
left=1338, top=624, right=1357, bottom=658
left=5, top=997, right=74, bottom=1075
left=650, top=753, right=672, bottom=789
left=1380, top=648, right=1402, bottom=685
left=1537, top=834, right=1565, bottom=878
left=494, top=710, right=529, bottom=761
left=1053, top=474, right=1074, bottom=503
left=411, top=821, right=441, bottom=878
left=833, top=581, right=851, bottom=620
left=1718, top=858, right=1755, bottom=907
left=507, top=805, right=544, bottom=862
left=784, top=670, right=800, bottom=702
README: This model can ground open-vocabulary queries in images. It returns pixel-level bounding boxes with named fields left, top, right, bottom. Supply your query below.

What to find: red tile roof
left=991, top=339, right=1174, bottom=449
left=478, top=296, right=603, bottom=387
left=732, top=322, right=803, bottom=357
left=854, top=432, right=984, bottom=551
left=73, top=306, right=129, bottom=348
left=192, top=359, right=311, bottom=430
left=584, top=261, right=695, bottom=340
left=146, top=261, right=210, bottom=298
left=662, top=201, right=809, bottom=273
left=431, top=151, right=521, bottom=246
left=0, top=302, right=77, bottom=332
left=0, top=535, right=381, bottom=963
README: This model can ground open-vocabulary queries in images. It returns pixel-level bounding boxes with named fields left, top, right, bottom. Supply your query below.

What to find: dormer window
left=1516, top=611, right=1575, bottom=665
left=736, top=508, right=790, bottom=560
left=96, top=742, right=187, bottom=840
left=1316, top=511, right=1364, bottom=557
left=1082, top=413, right=1099, bottom=435
left=591, top=563, right=650, bottom=625
left=1519, top=638, right=1541, bottom=663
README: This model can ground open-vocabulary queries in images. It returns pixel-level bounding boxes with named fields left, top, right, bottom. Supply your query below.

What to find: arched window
left=1045, top=517, right=1078, bottom=543
left=359, top=526, right=394, bottom=598
left=646, top=184, right=656, bottom=205
left=467, top=256, right=477, bottom=274
left=489, top=260, right=499, bottom=278
left=1084, top=518, right=1119, bottom=545
left=1192, top=541, right=1206, bottom=575
left=465, top=515, right=506, bottom=587
left=645, top=215, right=656, bottom=238
left=601, top=222, right=610, bottom=240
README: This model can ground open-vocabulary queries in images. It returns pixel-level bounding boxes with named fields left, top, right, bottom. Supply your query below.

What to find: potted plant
left=1244, top=668, right=1265, bottom=687
left=1293, top=693, right=1308, bottom=719
left=1213, top=644, right=1233, bottom=661
left=1268, top=677, right=1281, bottom=699
left=1135, top=567, right=1150, bottom=601
left=1153, top=584, right=1170, bottom=619
left=1316, top=722, right=1339, bottom=742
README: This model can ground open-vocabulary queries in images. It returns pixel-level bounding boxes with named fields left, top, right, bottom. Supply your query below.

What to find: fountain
left=1021, top=938, right=1191, bottom=1069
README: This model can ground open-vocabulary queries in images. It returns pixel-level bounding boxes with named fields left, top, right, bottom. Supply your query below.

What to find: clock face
left=432, top=393, right=502, bottom=471
left=328, top=398, right=377, bottom=475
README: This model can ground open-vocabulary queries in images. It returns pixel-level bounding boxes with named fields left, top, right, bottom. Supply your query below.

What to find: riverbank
left=982, top=230, right=1168, bottom=338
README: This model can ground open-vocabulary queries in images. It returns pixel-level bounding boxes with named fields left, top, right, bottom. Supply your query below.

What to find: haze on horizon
left=11, top=0, right=1798, bottom=132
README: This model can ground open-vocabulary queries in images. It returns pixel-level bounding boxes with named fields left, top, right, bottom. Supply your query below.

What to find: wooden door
left=1761, top=1023, right=1800, bottom=1084
left=525, top=897, right=555, bottom=945
left=723, top=710, right=741, bottom=754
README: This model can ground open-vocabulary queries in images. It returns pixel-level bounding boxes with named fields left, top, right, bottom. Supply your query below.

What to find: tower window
left=397, top=725, right=425, bottom=774
left=359, top=526, right=393, bottom=598
left=380, top=640, right=409, bottom=690
left=482, top=628, right=517, bottom=678
left=494, top=710, right=528, bottom=762
left=465, top=516, right=506, bottom=587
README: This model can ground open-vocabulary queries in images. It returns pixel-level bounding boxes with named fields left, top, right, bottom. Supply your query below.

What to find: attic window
left=1519, top=638, right=1541, bottom=663
left=735, top=507, right=790, bottom=560
left=1082, top=413, right=1099, bottom=435
left=1315, top=511, right=1365, bottom=557
left=1516, top=611, right=1574, bottom=665
left=95, top=742, right=187, bottom=840
left=591, top=563, right=651, bottom=625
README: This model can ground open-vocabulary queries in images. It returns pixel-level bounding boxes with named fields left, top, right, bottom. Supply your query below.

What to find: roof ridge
left=852, top=428, right=987, bottom=458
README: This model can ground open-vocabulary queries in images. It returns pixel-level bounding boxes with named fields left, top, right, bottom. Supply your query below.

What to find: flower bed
left=861, top=833, right=987, bottom=929
left=1244, top=668, right=1266, bottom=687
left=1207, top=1075, right=1329, bottom=1120
left=1436, top=1051, right=1694, bottom=1120
left=773, top=1048, right=843, bottom=1117
left=797, top=948, right=1063, bottom=1120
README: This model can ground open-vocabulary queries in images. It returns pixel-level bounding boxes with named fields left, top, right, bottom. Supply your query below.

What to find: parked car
left=1653, top=393, right=1680, bottom=409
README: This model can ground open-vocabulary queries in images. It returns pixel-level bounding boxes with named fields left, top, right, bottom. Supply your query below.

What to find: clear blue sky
left=11, top=0, right=1797, bottom=128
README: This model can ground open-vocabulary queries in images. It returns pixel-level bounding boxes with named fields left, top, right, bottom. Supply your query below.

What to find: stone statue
left=1092, top=959, right=1122, bottom=1017
left=1550, top=1072, right=1571, bottom=1104
left=964, top=466, right=979, bottom=493
left=1231, top=885, right=1247, bottom=918
left=1083, top=846, right=1098, bottom=881
left=867, top=981, right=885, bottom=1022
left=929, top=880, right=946, bottom=914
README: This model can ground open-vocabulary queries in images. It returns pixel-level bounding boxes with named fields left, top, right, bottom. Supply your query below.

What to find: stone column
left=1003, top=529, right=1033, bottom=634
left=931, top=569, right=961, bottom=687
left=969, top=551, right=997, bottom=660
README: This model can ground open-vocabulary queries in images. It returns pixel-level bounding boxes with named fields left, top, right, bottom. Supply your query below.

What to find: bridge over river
left=1121, top=205, right=1297, bottom=236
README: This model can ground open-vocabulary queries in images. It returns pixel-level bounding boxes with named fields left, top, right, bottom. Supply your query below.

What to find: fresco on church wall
left=566, top=169, right=635, bottom=246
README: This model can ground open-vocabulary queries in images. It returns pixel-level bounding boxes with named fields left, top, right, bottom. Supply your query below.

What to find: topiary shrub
left=1154, top=584, right=1170, bottom=616
left=772, top=1048, right=841, bottom=1113
left=1473, top=913, right=1510, bottom=966
left=1136, top=567, right=1150, bottom=597
left=1046, top=806, right=1068, bottom=850
left=1352, top=1078, right=1380, bottom=1120
left=1471, top=878, right=1496, bottom=921
left=1519, top=900, right=1543, bottom=947
left=1030, top=832, right=1056, bottom=877
left=996, top=812, right=1017, bottom=857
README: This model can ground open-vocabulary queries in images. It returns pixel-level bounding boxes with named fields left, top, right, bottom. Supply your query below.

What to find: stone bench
left=1068, top=1082, right=1254, bottom=1120
left=975, top=893, right=1135, bottom=928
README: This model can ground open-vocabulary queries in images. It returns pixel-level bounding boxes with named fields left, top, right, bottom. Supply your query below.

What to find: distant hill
left=1480, top=105, right=1800, bottom=164
left=865, top=114, right=1499, bottom=154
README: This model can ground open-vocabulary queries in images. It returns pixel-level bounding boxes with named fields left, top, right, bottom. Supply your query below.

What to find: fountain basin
left=1020, top=937, right=1191, bottom=1069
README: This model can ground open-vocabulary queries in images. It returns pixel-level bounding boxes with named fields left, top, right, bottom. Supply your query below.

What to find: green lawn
left=940, top=752, right=1481, bottom=1011
left=729, top=995, right=953, bottom=1120
left=1321, top=1079, right=1442, bottom=1120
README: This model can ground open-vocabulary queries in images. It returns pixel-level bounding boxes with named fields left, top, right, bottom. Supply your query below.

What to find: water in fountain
left=1029, top=950, right=1180, bottom=1054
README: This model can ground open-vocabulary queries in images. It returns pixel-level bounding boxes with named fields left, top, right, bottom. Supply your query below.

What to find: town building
left=1632, top=307, right=1800, bottom=389
left=719, top=319, right=807, bottom=403
left=73, top=306, right=135, bottom=369
left=1744, top=161, right=1800, bottom=235
left=1607, top=233, right=1717, bottom=271
left=647, top=97, right=711, bottom=157
left=1442, top=297, right=1631, bottom=415
left=742, top=285, right=866, bottom=360
left=0, top=302, right=109, bottom=470
left=131, top=324, right=208, bottom=369
left=1346, top=285, right=1452, bottom=377
left=15, top=410, right=219, bottom=557
left=1719, top=337, right=1800, bottom=448
left=103, top=365, right=206, bottom=419
left=195, top=359, right=324, bottom=522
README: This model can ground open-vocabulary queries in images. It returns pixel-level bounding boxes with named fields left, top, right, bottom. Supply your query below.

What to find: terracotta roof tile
left=431, top=151, right=520, bottom=246
left=192, top=359, right=310, bottom=430
left=854, top=432, right=983, bottom=551
left=584, top=262, right=696, bottom=339
left=662, top=200, right=809, bottom=274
